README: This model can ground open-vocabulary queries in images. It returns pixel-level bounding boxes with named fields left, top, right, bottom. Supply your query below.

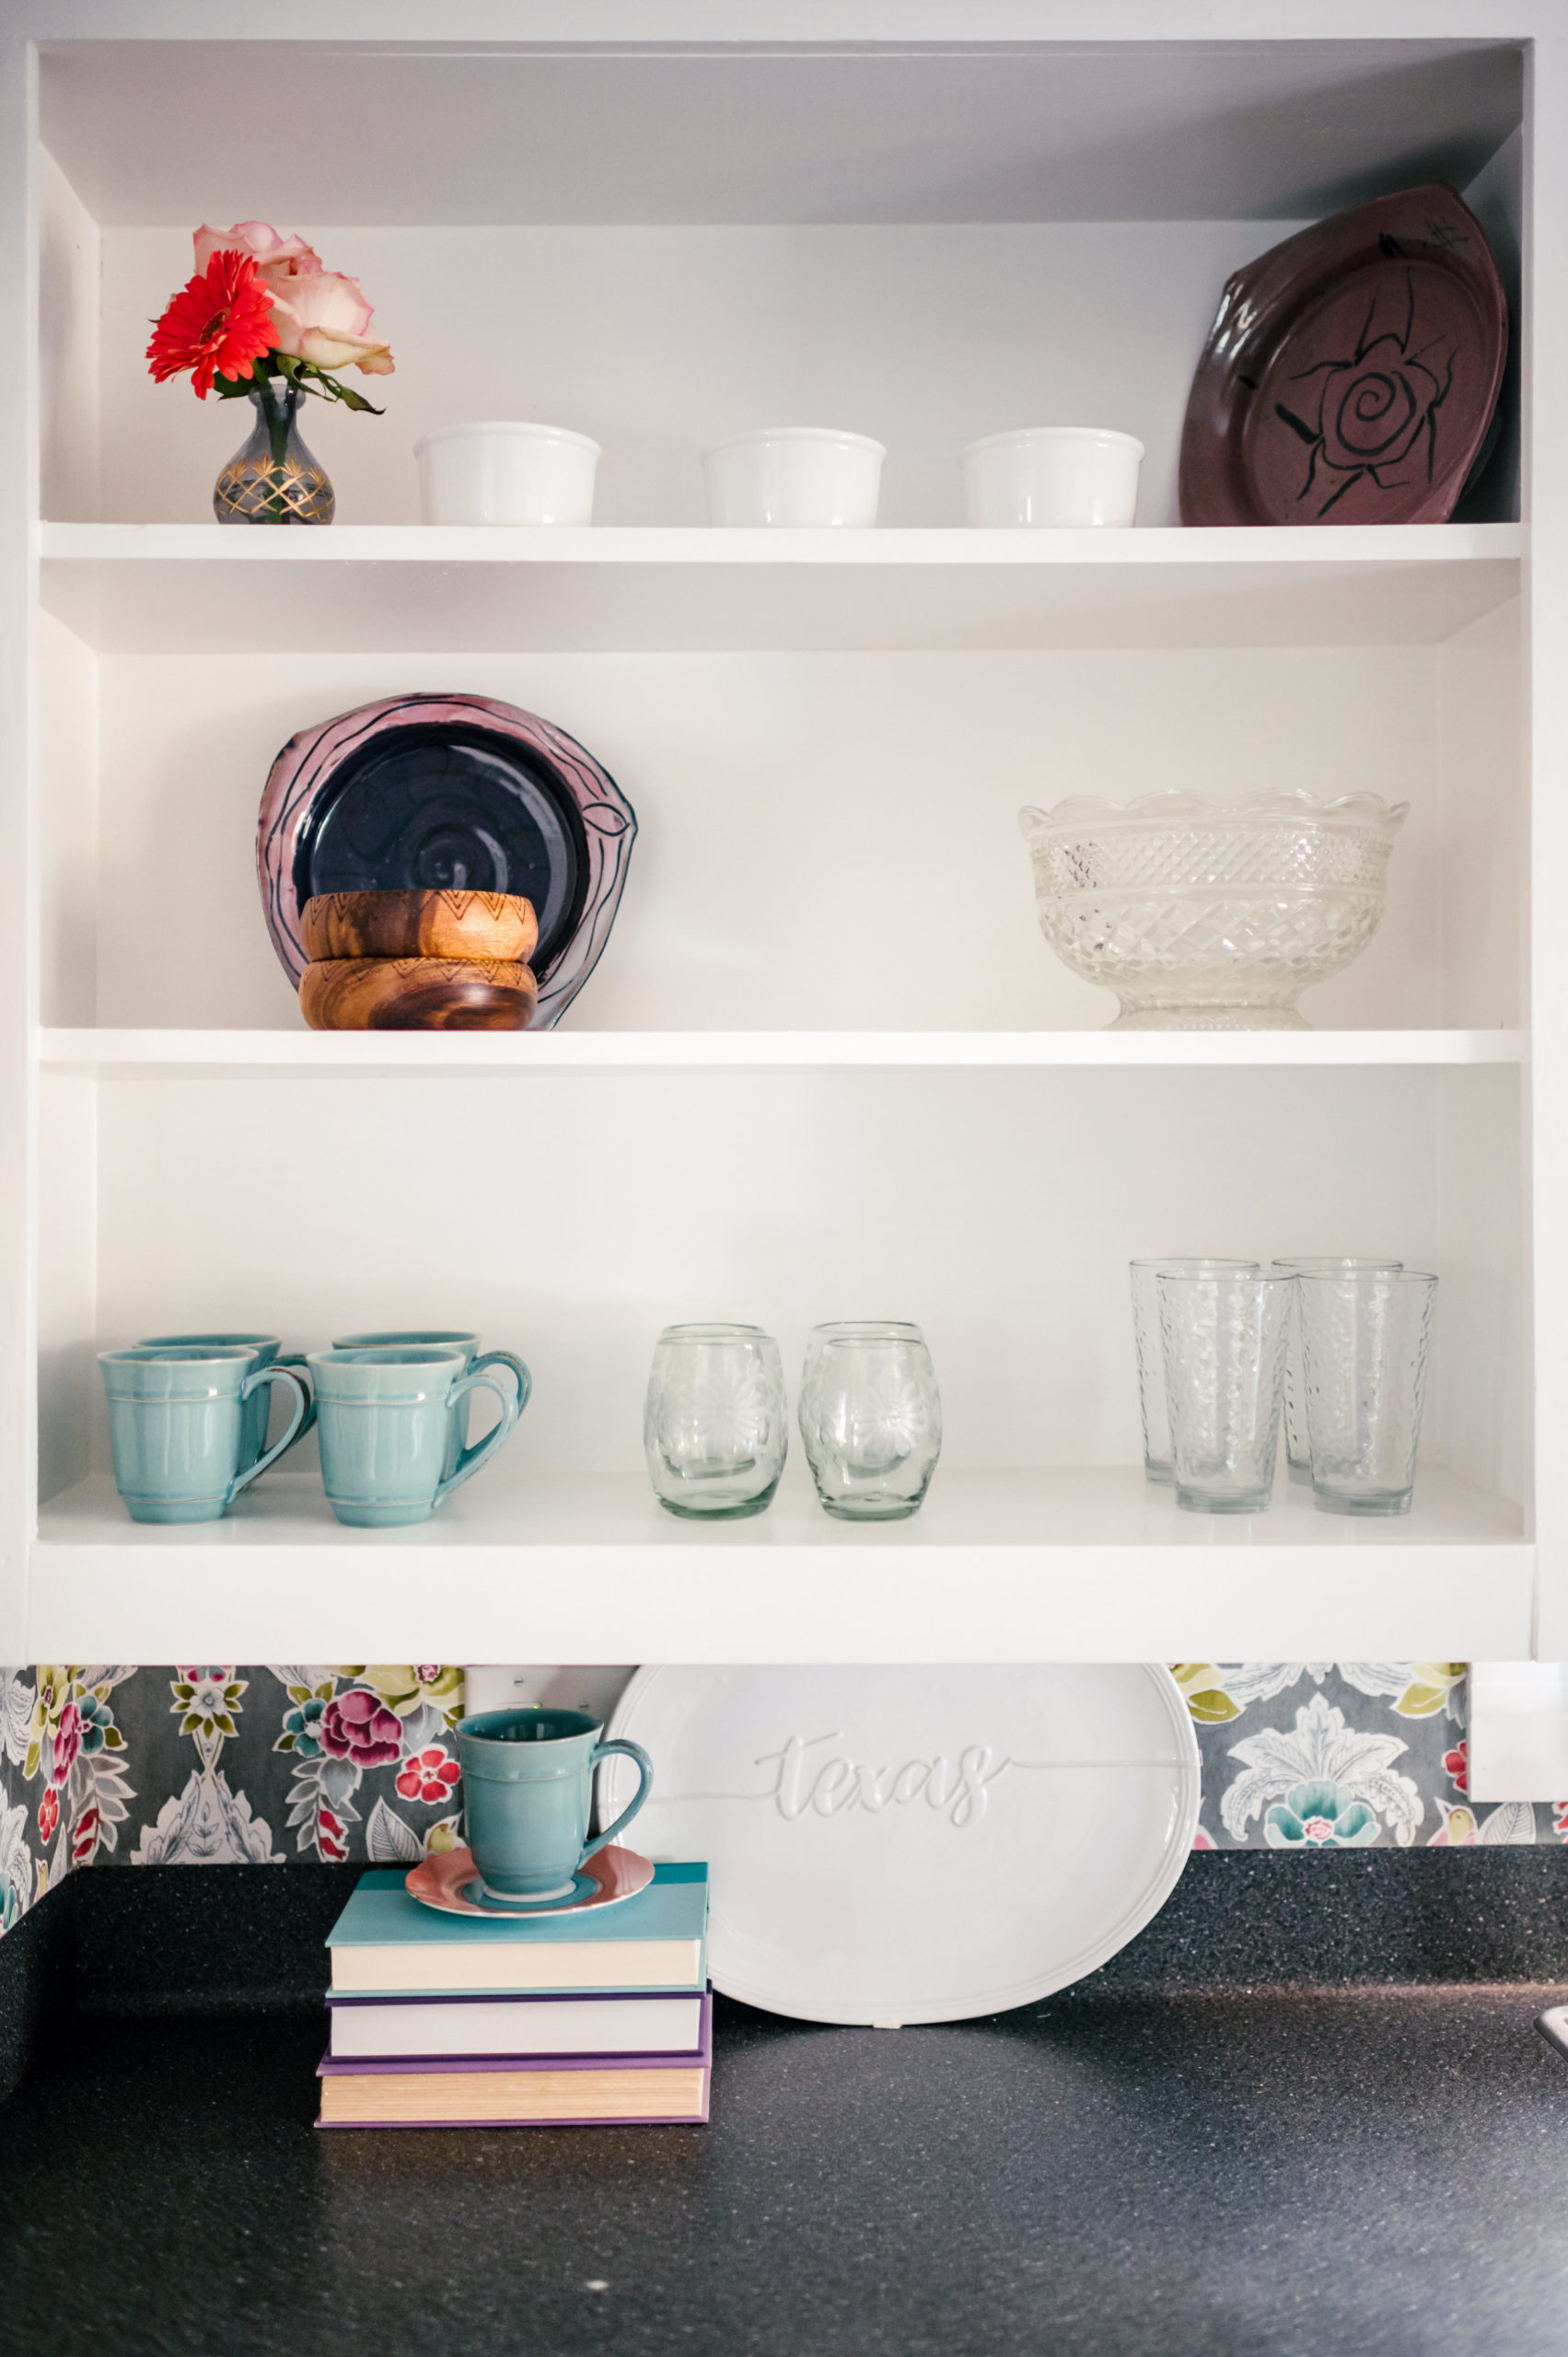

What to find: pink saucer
left=405, top=1842, right=654, bottom=1919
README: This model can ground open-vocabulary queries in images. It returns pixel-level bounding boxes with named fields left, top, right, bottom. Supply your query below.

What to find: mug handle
left=227, top=1366, right=308, bottom=1500
left=271, top=1353, right=317, bottom=1449
left=433, top=1372, right=517, bottom=1506
left=473, top=1350, right=532, bottom=1418
left=583, top=1737, right=654, bottom=1863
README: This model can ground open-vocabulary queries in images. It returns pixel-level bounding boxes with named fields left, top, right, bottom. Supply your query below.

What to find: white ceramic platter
left=603, top=1665, right=1201, bottom=2026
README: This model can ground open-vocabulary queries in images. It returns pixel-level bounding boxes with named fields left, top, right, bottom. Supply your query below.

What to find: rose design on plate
left=1272, top=267, right=1454, bottom=517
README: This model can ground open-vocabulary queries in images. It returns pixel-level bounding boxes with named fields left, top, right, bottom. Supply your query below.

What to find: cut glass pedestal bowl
left=1017, top=787, right=1407, bottom=1030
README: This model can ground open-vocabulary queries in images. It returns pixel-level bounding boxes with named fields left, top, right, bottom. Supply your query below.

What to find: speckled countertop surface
left=5, top=1861, right=1568, bottom=2357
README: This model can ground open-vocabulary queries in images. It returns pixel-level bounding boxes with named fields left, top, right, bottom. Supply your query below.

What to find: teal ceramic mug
left=99, top=1346, right=308, bottom=1524
left=455, top=1706, right=655, bottom=1902
left=332, top=1330, right=531, bottom=1479
left=136, top=1332, right=316, bottom=1470
left=308, top=1346, right=521, bottom=1527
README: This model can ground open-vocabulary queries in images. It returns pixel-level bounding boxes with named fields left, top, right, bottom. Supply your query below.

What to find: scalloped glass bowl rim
left=1020, top=787, right=1410, bottom=834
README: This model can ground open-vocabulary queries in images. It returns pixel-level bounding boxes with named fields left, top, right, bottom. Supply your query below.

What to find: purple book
left=315, top=1994, right=712, bottom=2131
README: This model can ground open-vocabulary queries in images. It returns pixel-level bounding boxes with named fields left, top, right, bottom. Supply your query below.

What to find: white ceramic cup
left=959, top=426, right=1144, bottom=528
left=702, top=428, right=885, bottom=527
left=414, top=422, right=600, bottom=525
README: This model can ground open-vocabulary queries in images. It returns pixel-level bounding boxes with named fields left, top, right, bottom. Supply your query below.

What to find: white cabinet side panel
left=37, top=142, right=98, bottom=523
left=1528, top=45, right=1568, bottom=1654
left=37, top=1074, right=96, bottom=1507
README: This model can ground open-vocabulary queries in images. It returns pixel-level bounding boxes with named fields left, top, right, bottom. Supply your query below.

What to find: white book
left=328, top=1989, right=708, bottom=2061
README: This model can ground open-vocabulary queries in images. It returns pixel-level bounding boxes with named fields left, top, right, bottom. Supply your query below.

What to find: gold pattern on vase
left=215, top=383, right=335, bottom=526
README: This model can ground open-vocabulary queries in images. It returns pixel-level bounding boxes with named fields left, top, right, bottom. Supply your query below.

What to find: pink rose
left=193, top=221, right=321, bottom=293
left=272, top=271, right=394, bottom=377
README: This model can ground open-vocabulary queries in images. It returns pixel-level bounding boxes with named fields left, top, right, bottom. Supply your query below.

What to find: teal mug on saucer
left=332, top=1329, right=530, bottom=1479
left=99, top=1346, right=308, bottom=1524
left=308, top=1346, right=521, bottom=1527
left=136, top=1332, right=316, bottom=1469
left=455, top=1706, right=654, bottom=1902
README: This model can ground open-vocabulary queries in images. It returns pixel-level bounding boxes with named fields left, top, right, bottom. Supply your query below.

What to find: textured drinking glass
left=1156, top=1272, right=1292, bottom=1515
left=1131, top=1259, right=1260, bottom=1482
left=1271, top=1259, right=1404, bottom=1481
left=797, top=1321, right=942, bottom=1520
left=1297, top=1270, right=1437, bottom=1517
left=645, top=1324, right=788, bottom=1518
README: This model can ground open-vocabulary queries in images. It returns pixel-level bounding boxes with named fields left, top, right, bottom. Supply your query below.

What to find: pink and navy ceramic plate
left=1179, top=182, right=1507, bottom=528
left=257, top=693, right=636, bottom=1028
left=405, top=1842, right=655, bottom=1919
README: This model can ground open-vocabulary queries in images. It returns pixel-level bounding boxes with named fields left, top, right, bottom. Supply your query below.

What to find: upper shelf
left=39, top=524, right=1523, bottom=654
left=39, top=1030, right=1527, bottom=1079
left=38, top=37, right=1521, bottom=228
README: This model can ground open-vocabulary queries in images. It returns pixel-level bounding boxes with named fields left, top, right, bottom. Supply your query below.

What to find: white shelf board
left=30, top=1466, right=1530, bottom=1663
left=38, top=1029, right=1526, bottom=1079
left=39, top=524, right=1523, bottom=654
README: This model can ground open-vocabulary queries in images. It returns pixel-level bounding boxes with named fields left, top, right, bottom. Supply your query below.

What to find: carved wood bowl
left=301, top=888, right=540, bottom=965
left=300, top=957, right=540, bottom=1031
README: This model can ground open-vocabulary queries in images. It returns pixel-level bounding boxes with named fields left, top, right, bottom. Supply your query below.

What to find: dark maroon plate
left=1179, top=183, right=1507, bottom=528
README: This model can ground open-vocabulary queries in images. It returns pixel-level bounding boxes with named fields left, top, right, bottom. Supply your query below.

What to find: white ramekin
left=414, top=422, right=601, bottom=526
left=702, top=428, right=886, bottom=527
left=960, top=426, right=1144, bottom=528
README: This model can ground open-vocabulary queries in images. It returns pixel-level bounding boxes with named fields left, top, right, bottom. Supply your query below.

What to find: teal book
left=327, top=1864, right=709, bottom=1997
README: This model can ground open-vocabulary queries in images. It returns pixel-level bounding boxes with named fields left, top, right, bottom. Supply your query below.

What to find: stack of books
left=317, top=1861, right=711, bottom=2129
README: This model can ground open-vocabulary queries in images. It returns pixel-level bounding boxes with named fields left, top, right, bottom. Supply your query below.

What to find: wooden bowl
left=301, top=888, right=539, bottom=965
left=300, top=957, right=539, bottom=1032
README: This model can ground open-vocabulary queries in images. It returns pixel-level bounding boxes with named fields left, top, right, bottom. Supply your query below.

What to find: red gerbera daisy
left=145, top=249, right=276, bottom=400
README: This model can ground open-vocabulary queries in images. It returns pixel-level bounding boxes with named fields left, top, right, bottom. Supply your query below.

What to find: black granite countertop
left=5, top=1857, right=1568, bottom=2357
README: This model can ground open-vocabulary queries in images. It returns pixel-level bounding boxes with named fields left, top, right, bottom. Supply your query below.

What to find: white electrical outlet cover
left=603, top=1664, right=1201, bottom=2026
left=460, top=1666, right=637, bottom=1724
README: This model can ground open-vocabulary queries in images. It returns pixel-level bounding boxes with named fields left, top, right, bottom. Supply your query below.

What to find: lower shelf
left=39, top=1028, right=1527, bottom=1074
left=30, top=1464, right=1530, bottom=1662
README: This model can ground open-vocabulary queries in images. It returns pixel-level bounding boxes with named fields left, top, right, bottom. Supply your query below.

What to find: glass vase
left=214, top=382, right=334, bottom=525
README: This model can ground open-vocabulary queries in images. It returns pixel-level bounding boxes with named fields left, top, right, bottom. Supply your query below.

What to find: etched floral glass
left=1272, top=1257, right=1404, bottom=1480
left=644, top=1324, right=788, bottom=1518
left=797, top=1322, right=941, bottom=1520
left=1156, top=1271, right=1292, bottom=1515
left=1017, top=788, right=1407, bottom=1030
left=1131, top=1258, right=1260, bottom=1482
left=1297, top=1270, right=1436, bottom=1517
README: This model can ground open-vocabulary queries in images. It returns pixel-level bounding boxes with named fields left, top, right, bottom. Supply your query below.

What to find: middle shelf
left=39, top=1029, right=1527, bottom=1077
left=40, top=522, right=1523, bottom=654
left=31, top=1465, right=1530, bottom=1663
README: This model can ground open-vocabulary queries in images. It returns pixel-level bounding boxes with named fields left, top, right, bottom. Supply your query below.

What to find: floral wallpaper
left=1, top=1660, right=1563, bottom=1940
left=1177, top=1659, right=1563, bottom=1850
left=0, top=1664, right=468, bottom=1934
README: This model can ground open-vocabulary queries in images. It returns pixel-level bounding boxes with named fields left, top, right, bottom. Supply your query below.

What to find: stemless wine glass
left=1131, top=1259, right=1260, bottom=1482
left=1297, top=1268, right=1437, bottom=1516
left=1272, top=1257, right=1403, bottom=1481
left=1156, top=1271, right=1292, bottom=1515
left=797, top=1321, right=941, bottom=1520
left=644, top=1324, right=788, bottom=1517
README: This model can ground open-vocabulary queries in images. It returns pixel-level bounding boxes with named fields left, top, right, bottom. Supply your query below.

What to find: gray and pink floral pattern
left=0, top=1664, right=468, bottom=1928
left=1, top=1660, right=1563, bottom=1938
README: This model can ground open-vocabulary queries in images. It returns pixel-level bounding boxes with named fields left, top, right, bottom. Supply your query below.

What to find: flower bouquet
left=147, top=222, right=394, bottom=524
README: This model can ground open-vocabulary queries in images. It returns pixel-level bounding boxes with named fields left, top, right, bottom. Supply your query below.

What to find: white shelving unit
left=5, top=5, right=1564, bottom=1668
